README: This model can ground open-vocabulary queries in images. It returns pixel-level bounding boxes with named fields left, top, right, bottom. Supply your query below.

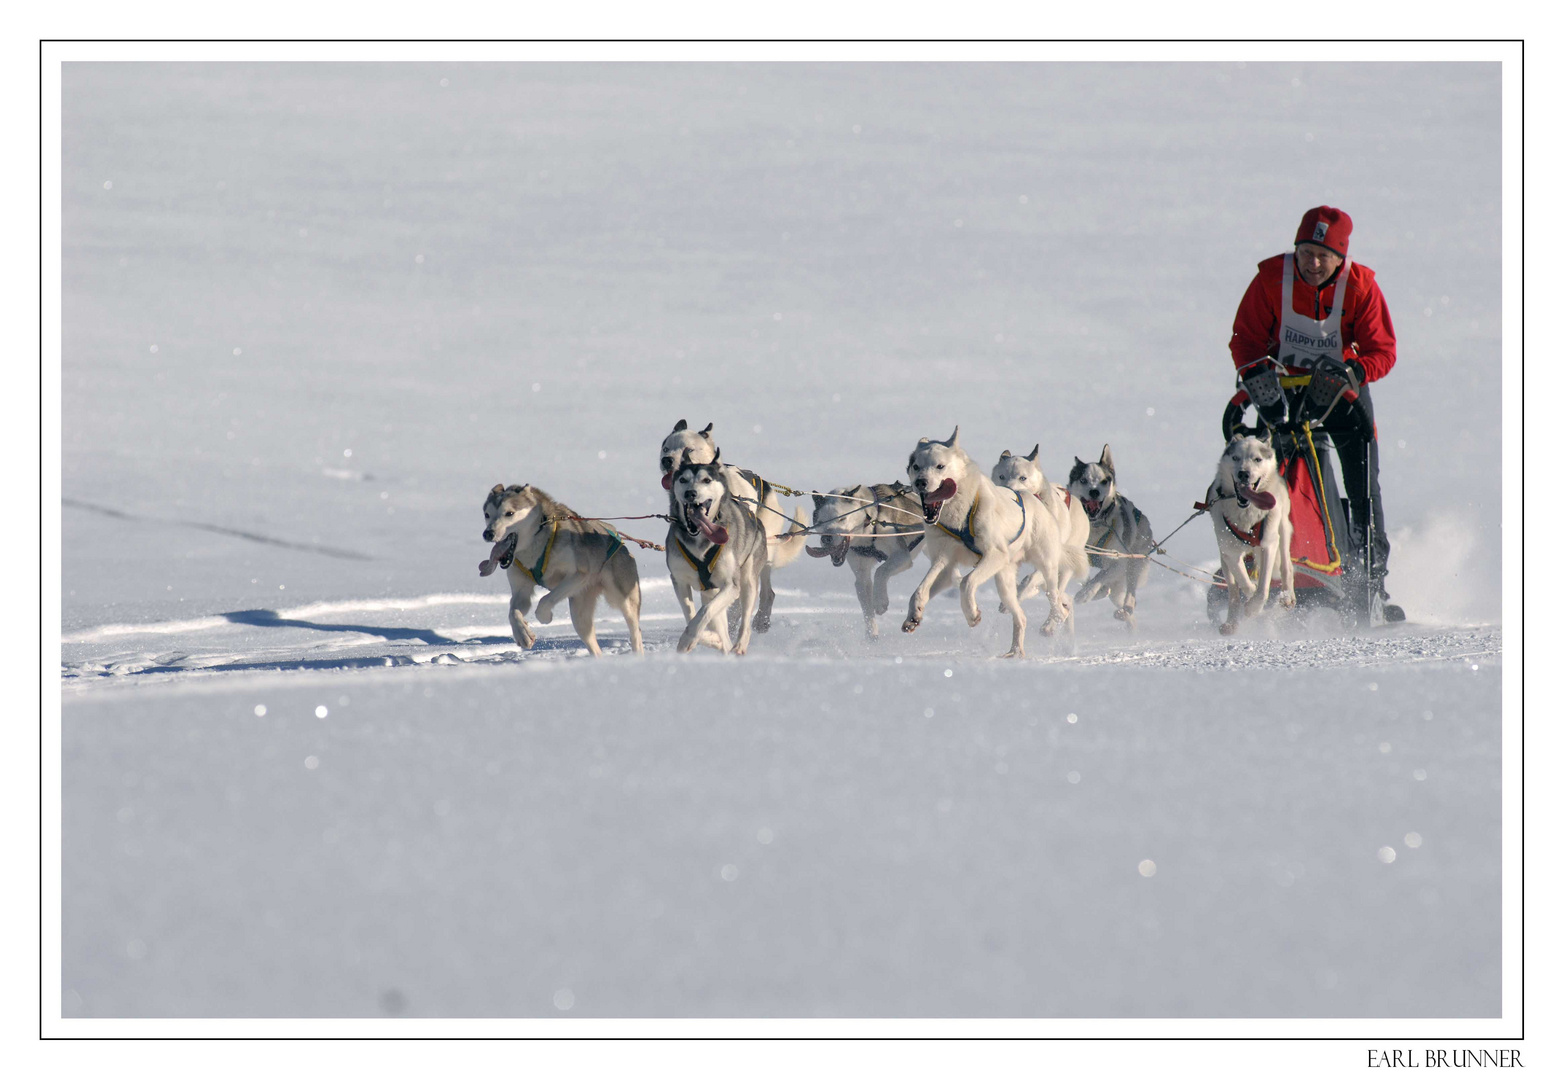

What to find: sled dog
left=991, top=444, right=1092, bottom=611
left=1207, top=433, right=1295, bottom=635
left=658, top=420, right=808, bottom=632
left=1067, top=444, right=1157, bottom=631
left=902, top=428, right=1087, bottom=657
left=479, top=483, right=643, bottom=656
left=665, top=460, right=769, bottom=655
left=806, top=482, right=927, bottom=637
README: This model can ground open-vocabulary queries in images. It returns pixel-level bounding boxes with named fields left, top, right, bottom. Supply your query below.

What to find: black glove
left=1240, top=362, right=1287, bottom=428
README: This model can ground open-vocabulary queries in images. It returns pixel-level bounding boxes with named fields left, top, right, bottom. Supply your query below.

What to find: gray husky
left=806, top=483, right=927, bottom=637
left=1067, top=444, right=1157, bottom=631
left=479, top=483, right=644, bottom=656
left=658, top=420, right=808, bottom=633
left=665, top=460, right=769, bottom=655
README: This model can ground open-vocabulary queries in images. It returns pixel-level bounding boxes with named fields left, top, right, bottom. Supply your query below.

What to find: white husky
left=479, top=483, right=644, bottom=656
left=990, top=444, right=1092, bottom=610
left=658, top=420, right=808, bottom=632
left=902, top=427, right=1087, bottom=658
left=1207, top=433, right=1296, bottom=635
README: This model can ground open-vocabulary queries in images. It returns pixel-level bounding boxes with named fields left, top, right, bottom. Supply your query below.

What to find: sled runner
left=1208, top=368, right=1391, bottom=627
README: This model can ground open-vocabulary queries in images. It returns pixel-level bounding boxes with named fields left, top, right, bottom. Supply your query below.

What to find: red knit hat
left=1294, top=206, right=1352, bottom=258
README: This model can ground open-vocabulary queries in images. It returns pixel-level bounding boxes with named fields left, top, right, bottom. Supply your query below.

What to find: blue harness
left=935, top=489, right=1026, bottom=556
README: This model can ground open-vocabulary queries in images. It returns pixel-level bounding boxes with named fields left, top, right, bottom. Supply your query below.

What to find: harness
left=935, top=489, right=1026, bottom=557
left=519, top=520, right=560, bottom=584
left=520, top=520, right=625, bottom=583
left=672, top=534, right=723, bottom=590
left=1087, top=502, right=1146, bottom=569
left=1223, top=515, right=1266, bottom=547
left=849, top=484, right=925, bottom=561
left=738, top=469, right=773, bottom=508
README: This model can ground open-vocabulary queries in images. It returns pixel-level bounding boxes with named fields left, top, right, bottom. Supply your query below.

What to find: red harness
left=1224, top=516, right=1265, bottom=547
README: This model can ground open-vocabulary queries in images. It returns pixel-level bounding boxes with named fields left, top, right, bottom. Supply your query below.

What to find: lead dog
left=1207, top=434, right=1295, bottom=635
left=902, top=428, right=1086, bottom=658
left=666, top=460, right=768, bottom=655
left=658, top=420, right=808, bottom=632
left=991, top=444, right=1092, bottom=618
left=480, top=483, right=644, bottom=656
left=1067, top=444, right=1156, bottom=631
left=806, top=482, right=927, bottom=637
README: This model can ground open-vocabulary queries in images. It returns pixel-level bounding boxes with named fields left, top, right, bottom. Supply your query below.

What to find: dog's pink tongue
left=1239, top=486, right=1277, bottom=510
left=695, top=509, right=729, bottom=546
left=930, top=477, right=958, bottom=500
left=805, top=543, right=832, bottom=558
left=478, top=538, right=509, bottom=577
left=661, top=473, right=673, bottom=490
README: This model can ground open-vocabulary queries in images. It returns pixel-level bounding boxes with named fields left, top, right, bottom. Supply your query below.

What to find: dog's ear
left=945, top=426, right=960, bottom=448
left=510, top=484, right=527, bottom=494
left=672, top=418, right=687, bottom=432
left=1258, top=430, right=1273, bottom=447
left=907, top=452, right=917, bottom=471
left=1100, top=444, right=1115, bottom=474
left=699, top=422, right=714, bottom=440
left=490, top=483, right=505, bottom=495
left=1000, top=449, right=1011, bottom=459
left=1027, top=443, right=1040, bottom=462
left=812, top=492, right=825, bottom=508
left=1074, top=456, right=1087, bottom=468
left=712, top=446, right=722, bottom=462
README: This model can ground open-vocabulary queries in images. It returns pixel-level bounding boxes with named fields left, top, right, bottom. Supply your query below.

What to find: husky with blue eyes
left=1207, top=433, right=1295, bottom=635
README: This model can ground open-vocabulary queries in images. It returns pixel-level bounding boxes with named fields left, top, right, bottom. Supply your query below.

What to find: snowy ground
left=58, top=60, right=1503, bottom=1020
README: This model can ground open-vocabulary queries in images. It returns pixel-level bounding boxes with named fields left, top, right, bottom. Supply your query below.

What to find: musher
left=1228, top=205, right=1402, bottom=618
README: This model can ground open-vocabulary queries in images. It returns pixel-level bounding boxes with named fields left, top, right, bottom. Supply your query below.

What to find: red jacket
left=1228, top=255, right=1398, bottom=382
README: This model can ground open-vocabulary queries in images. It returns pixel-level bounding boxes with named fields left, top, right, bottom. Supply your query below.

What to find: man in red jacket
left=1228, top=206, right=1400, bottom=613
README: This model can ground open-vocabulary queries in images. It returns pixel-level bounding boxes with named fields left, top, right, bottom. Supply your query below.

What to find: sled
left=1207, top=371, right=1390, bottom=627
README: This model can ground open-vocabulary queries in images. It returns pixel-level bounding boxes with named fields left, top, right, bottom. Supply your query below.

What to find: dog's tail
left=768, top=503, right=811, bottom=569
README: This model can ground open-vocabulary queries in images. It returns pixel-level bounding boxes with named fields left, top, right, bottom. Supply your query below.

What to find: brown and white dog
left=480, top=483, right=643, bottom=656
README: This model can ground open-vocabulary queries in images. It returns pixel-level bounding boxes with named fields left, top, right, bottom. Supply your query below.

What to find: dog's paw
left=996, top=600, right=1008, bottom=614
left=751, top=612, right=770, bottom=633
left=535, top=602, right=555, bottom=624
left=902, top=616, right=921, bottom=633
left=874, top=596, right=890, bottom=615
left=967, top=609, right=982, bottom=627
left=1219, top=620, right=1239, bottom=636
left=1279, top=591, right=1297, bottom=610
left=1000, top=647, right=1025, bottom=659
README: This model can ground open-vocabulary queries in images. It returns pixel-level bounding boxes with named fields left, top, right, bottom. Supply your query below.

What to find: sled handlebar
left=1223, top=379, right=1373, bottom=442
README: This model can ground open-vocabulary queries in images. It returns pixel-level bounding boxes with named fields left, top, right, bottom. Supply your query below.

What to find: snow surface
left=60, top=61, right=1502, bottom=1019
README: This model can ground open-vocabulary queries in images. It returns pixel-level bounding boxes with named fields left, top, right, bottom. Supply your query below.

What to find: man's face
left=1295, top=242, right=1344, bottom=287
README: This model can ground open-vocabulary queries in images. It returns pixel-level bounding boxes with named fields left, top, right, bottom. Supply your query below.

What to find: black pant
left=1321, top=382, right=1390, bottom=581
